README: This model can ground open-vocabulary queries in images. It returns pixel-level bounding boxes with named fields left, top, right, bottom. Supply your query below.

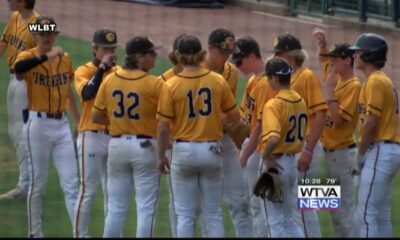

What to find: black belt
left=10, top=69, right=15, bottom=74
left=37, top=112, right=64, bottom=120
left=90, top=130, right=109, bottom=134
left=273, top=153, right=295, bottom=158
left=371, top=140, right=400, bottom=146
left=112, top=134, right=152, bottom=139
left=323, top=143, right=357, bottom=153
left=176, top=139, right=217, bottom=143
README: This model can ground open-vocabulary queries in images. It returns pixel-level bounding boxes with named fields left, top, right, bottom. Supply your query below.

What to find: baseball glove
left=253, top=167, right=284, bottom=203
left=224, top=120, right=249, bottom=149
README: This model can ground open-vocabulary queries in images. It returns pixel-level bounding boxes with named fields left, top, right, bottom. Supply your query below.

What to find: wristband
left=327, top=98, right=338, bottom=105
left=303, top=148, right=313, bottom=156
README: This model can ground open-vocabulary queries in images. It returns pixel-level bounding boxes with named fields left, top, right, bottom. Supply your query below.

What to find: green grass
left=1, top=22, right=400, bottom=237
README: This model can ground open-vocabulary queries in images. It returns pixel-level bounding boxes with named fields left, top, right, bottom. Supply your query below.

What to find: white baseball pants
left=103, top=135, right=160, bottom=238
left=165, top=149, right=178, bottom=237
left=296, top=141, right=323, bottom=237
left=324, top=145, right=356, bottom=237
left=241, top=139, right=269, bottom=237
left=261, top=154, right=305, bottom=238
left=219, top=133, right=253, bottom=237
left=170, top=140, right=225, bottom=238
left=354, top=141, right=400, bottom=237
left=74, top=131, right=110, bottom=237
left=25, top=112, right=79, bottom=237
left=7, top=74, right=30, bottom=192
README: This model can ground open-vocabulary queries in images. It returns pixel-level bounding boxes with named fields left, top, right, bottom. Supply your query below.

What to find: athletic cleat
left=0, top=186, right=28, bottom=200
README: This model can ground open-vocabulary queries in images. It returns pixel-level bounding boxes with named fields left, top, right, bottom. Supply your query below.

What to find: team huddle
left=1, top=0, right=400, bottom=238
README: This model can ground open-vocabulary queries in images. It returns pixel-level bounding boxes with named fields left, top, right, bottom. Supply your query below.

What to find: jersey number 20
left=285, top=113, right=307, bottom=142
left=187, top=87, right=212, bottom=118
left=112, top=90, right=140, bottom=119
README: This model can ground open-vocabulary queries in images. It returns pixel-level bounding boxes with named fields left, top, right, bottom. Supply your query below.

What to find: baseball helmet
left=349, top=33, right=388, bottom=63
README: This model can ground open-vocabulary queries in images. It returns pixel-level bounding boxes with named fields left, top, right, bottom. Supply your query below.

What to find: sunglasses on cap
left=266, top=68, right=292, bottom=78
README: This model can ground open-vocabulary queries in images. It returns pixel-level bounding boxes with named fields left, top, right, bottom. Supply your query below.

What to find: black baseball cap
left=265, top=57, right=293, bottom=77
left=320, top=43, right=353, bottom=58
left=32, top=15, right=60, bottom=33
left=173, top=33, right=190, bottom=51
left=208, top=28, right=238, bottom=54
left=126, top=36, right=162, bottom=56
left=232, top=36, right=260, bottom=62
left=176, top=34, right=202, bottom=54
left=92, top=28, right=118, bottom=48
left=271, top=33, right=302, bottom=52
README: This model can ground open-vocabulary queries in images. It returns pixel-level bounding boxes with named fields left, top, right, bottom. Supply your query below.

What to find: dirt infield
left=0, top=0, right=399, bottom=87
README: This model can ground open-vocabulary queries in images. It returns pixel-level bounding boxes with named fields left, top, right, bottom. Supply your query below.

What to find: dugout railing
left=252, top=0, right=400, bottom=27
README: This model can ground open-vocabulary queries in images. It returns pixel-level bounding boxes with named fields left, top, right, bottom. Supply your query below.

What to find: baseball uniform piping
left=74, top=133, right=86, bottom=237
left=363, top=145, right=380, bottom=238
left=27, top=119, right=34, bottom=236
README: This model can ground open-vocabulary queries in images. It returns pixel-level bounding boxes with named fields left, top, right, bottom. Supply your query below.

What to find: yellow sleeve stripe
left=261, top=130, right=280, bottom=139
left=156, top=111, right=174, bottom=119
left=309, top=102, right=327, bottom=109
left=93, top=105, right=106, bottom=111
left=339, top=107, right=353, bottom=118
left=335, top=79, right=357, bottom=92
left=223, top=104, right=237, bottom=113
left=368, top=104, right=382, bottom=112
left=225, top=63, right=231, bottom=81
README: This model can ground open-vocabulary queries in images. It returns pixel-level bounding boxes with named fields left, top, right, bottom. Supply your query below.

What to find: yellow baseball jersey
left=74, top=62, right=117, bottom=132
left=160, top=68, right=177, bottom=81
left=14, top=48, right=74, bottom=113
left=321, top=60, right=330, bottom=81
left=156, top=68, right=237, bottom=141
left=1, top=11, right=39, bottom=68
left=358, top=71, right=400, bottom=143
left=240, top=75, right=277, bottom=134
left=202, top=61, right=238, bottom=99
left=260, top=89, right=308, bottom=154
left=321, top=77, right=361, bottom=149
left=239, top=76, right=258, bottom=119
left=291, top=66, right=327, bottom=136
left=93, top=68, right=164, bottom=137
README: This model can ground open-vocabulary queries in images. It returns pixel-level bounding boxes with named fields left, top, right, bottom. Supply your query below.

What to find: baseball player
left=0, top=0, right=38, bottom=200
left=260, top=57, right=306, bottom=238
left=313, top=29, right=361, bottom=237
left=73, top=28, right=118, bottom=238
left=13, top=16, right=80, bottom=237
left=157, top=34, right=246, bottom=238
left=272, top=33, right=327, bottom=237
left=202, top=27, right=253, bottom=237
left=349, top=33, right=400, bottom=237
left=231, top=36, right=277, bottom=237
left=92, top=36, right=163, bottom=238
left=160, top=34, right=186, bottom=82
left=159, top=33, right=187, bottom=238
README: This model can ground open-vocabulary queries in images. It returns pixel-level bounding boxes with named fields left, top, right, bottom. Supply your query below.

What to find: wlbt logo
left=28, top=23, right=57, bottom=33
left=298, top=185, right=341, bottom=211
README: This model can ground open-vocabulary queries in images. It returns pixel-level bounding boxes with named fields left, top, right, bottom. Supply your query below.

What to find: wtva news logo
left=298, top=185, right=341, bottom=211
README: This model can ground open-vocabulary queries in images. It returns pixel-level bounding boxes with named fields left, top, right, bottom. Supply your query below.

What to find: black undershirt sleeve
left=81, top=67, right=105, bottom=100
left=14, top=54, right=48, bottom=74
